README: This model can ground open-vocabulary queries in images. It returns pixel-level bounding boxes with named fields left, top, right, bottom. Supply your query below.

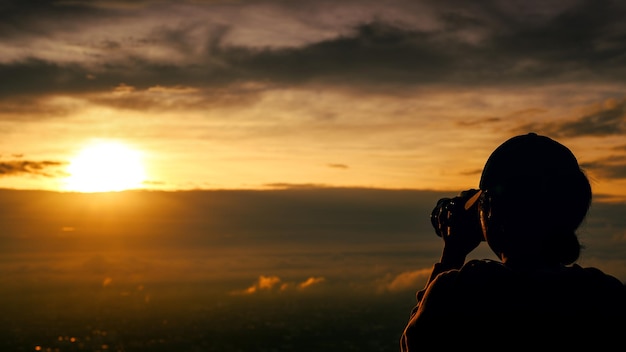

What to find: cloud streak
left=516, top=98, right=626, bottom=138
left=0, top=159, right=66, bottom=177
left=378, top=268, right=432, bottom=293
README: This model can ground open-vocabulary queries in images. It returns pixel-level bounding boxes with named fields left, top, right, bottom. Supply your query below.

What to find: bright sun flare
left=64, top=141, right=147, bottom=193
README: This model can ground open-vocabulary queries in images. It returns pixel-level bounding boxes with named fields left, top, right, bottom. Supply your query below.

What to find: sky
left=0, top=0, right=625, bottom=198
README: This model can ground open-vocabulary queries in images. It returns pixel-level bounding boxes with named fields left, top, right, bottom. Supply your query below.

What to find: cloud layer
left=0, top=188, right=623, bottom=289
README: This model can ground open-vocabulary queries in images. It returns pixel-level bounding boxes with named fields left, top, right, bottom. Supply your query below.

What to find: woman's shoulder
left=441, top=259, right=625, bottom=295
left=433, top=259, right=625, bottom=291
left=457, top=259, right=624, bottom=283
left=431, top=259, right=511, bottom=289
left=568, top=263, right=621, bottom=279
left=457, top=258, right=510, bottom=277
left=564, top=264, right=626, bottom=291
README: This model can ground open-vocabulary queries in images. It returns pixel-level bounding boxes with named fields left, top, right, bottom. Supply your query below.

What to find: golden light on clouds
left=63, top=140, right=146, bottom=193
left=381, top=269, right=431, bottom=293
left=231, top=275, right=327, bottom=295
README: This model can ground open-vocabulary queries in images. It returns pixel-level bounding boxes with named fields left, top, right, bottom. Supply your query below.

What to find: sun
left=64, top=141, right=147, bottom=193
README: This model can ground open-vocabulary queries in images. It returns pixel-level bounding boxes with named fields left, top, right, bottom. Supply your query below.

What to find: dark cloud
left=460, top=168, right=484, bottom=177
left=582, top=155, right=626, bottom=180
left=515, top=97, right=626, bottom=138
left=0, top=0, right=121, bottom=40
left=0, top=160, right=66, bottom=177
left=560, top=100, right=626, bottom=136
left=612, top=144, right=626, bottom=151
left=457, top=117, right=502, bottom=127
left=487, top=0, right=626, bottom=66
left=1, top=0, right=624, bottom=100
left=0, top=59, right=119, bottom=98
left=0, top=93, right=76, bottom=119
left=263, top=182, right=332, bottom=189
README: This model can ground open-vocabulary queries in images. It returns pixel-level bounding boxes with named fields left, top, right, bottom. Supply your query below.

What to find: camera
left=430, top=189, right=483, bottom=240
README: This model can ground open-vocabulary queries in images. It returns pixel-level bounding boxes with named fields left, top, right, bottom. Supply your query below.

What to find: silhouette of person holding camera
left=400, top=133, right=625, bottom=350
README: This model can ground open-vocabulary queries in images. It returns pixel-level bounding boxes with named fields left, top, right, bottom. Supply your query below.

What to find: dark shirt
left=400, top=259, right=626, bottom=350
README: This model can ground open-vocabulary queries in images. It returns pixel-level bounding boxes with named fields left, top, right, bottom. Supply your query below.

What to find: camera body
left=430, top=189, right=484, bottom=241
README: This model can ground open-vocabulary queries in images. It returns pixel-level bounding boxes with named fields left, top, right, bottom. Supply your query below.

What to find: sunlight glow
left=64, top=141, right=146, bottom=193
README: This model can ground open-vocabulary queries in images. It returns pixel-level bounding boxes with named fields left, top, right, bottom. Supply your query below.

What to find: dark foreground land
left=0, top=281, right=414, bottom=352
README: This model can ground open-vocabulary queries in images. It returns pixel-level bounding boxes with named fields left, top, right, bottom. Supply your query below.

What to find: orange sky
left=0, top=0, right=625, bottom=199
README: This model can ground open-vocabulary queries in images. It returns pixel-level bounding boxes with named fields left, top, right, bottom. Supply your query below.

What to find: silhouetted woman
left=401, top=133, right=625, bottom=350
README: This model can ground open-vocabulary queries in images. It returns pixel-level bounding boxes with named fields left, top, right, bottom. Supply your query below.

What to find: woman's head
left=476, top=133, right=592, bottom=265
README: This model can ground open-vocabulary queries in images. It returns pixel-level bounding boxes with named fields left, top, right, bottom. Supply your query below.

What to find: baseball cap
left=465, top=132, right=582, bottom=210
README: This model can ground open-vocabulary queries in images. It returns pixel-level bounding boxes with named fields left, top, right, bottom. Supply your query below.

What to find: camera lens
left=431, top=198, right=452, bottom=237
